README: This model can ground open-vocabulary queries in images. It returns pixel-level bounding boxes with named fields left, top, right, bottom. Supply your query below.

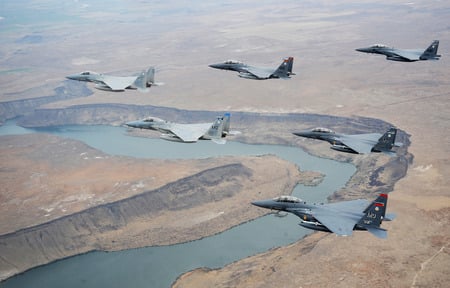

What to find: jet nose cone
left=355, top=47, right=370, bottom=53
left=251, top=200, right=264, bottom=207
left=66, top=74, right=77, bottom=80
left=209, top=63, right=222, bottom=69
left=251, top=200, right=271, bottom=209
left=125, top=121, right=140, bottom=128
left=292, top=131, right=309, bottom=137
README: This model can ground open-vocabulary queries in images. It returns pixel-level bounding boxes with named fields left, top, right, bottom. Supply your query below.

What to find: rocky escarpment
left=0, top=164, right=251, bottom=278
left=16, top=103, right=406, bottom=147
left=17, top=103, right=391, bottom=133
left=0, top=81, right=91, bottom=124
left=16, top=103, right=412, bottom=202
left=0, top=140, right=306, bottom=282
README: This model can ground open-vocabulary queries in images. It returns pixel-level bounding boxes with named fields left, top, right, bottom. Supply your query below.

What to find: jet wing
left=339, top=133, right=381, bottom=154
left=311, top=208, right=358, bottom=236
left=244, top=66, right=274, bottom=79
left=324, top=199, right=369, bottom=212
left=100, top=75, right=137, bottom=91
left=392, top=49, right=421, bottom=61
left=311, top=202, right=366, bottom=236
left=168, top=123, right=212, bottom=142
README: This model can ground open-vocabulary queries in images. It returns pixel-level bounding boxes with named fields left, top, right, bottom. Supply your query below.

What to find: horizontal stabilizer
left=384, top=213, right=396, bottom=221
left=228, top=130, right=242, bottom=136
left=212, top=138, right=226, bottom=145
left=137, top=87, right=150, bottom=93
left=365, top=226, right=387, bottom=239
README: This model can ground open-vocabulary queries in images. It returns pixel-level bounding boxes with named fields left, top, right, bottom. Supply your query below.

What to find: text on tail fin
left=274, top=57, right=294, bottom=77
left=359, top=193, right=388, bottom=228
left=372, top=128, right=397, bottom=152
left=206, top=117, right=225, bottom=138
left=133, top=70, right=149, bottom=91
left=421, top=40, right=440, bottom=60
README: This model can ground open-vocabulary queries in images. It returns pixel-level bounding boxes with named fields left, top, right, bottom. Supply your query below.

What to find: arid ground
left=1, top=0, right=449, bottom=287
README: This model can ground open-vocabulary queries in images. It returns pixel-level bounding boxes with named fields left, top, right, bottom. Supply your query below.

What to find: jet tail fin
left=133, top=69, right=154, bottom=92
left=273, top=57, right=294, bottom=78
left=357, top=194, right=391, bottom=238
left=372, top=127, right=397, bottom=153
left=360, top=194, right=388, bottom=227
left=221, top=113, right=241, bottom=136
left=206, top=116, right=226, bottom=144
left=420, top=40, right=440, bottom=60
left=146, top=67, right=155, bottom=84
left=223, top=113, right=231, bottom=134
left=133, top=70, right=149, bottom=92
left=145, top=67, right=164, bottom=86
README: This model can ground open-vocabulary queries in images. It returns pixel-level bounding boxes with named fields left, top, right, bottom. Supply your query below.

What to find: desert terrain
left=0, top=0, right=449, bottom=287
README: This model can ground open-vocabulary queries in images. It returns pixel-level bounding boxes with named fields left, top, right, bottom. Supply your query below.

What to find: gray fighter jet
left=66, top=67, right=162, bottom=92
left=293, top=127, right=401, bottom=154
left=356, top=40, right=440, bottom=62
left=126, top=113, right=238, bottom=144
left=252, top=193, right=395, bottom=238
left=208, top=57, right=295, bottom=79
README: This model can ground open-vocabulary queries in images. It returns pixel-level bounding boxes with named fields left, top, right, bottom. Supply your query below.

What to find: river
left=0, top=122, right=355, bottom=288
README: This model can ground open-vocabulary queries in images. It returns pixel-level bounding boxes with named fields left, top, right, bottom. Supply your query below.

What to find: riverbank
left=0, top=133, right=321, bottom=281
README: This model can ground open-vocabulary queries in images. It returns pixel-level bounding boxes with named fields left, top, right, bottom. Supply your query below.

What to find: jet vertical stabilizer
left=223, top=112, right=231, bottom=135
left=133, top=69, right=150, bottom=92
left=206, top=116, right=226, bottom=144
left=273, top=57, right=294, bottom=78
left=357, top=194, right=388, bottom=238
left=372, top=127, right=397, bottom=153
left=420, top=40, right=441, bottom=60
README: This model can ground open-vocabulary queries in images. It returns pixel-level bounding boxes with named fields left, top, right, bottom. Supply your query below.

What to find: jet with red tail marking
left=252, top=194, right=395, bottom=239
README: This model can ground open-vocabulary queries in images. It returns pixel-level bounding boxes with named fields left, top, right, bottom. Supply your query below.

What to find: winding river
left=0, top=122, right=356, bottom=288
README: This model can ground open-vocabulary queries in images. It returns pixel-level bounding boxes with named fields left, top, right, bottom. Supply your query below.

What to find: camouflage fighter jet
left=66, top=67, right=162, bottom=92
left=252, top=194, right=395, bottom=239
left=209, top=57, right=295, bottom=79
left=356, top=40, right=440, bottom=62
left=293, top=127, right=401, bottom=154
left=126, top=113, right=238, bottom=144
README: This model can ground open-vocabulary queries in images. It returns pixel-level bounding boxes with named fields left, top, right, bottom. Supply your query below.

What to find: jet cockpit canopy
left=371, top=44, right=389, bottom=48
left=142, top=117, right=164, bottom=123
left=273, top=195, right=302, bottom=203
left=312, top=127, right=334, bottom=134
left=224, top=60, right=243, bottom=65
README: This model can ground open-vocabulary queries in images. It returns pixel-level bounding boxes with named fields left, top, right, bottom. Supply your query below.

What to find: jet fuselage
left=251, top=197, right=372, bottom=234
left=356, top=40, right=441, bottom=62
left=292, top=129, right=358, bottom=154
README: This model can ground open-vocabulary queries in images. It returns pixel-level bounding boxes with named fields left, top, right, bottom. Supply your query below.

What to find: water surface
left=0, top=123, right=355, bottom=288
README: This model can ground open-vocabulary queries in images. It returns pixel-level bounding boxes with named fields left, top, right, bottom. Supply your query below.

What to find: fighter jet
left=252, top=193, right=395, bottom=238
left=208, top=57, right=295, bottom=79
left=126, top=113, right=238, bottom=144
left=66, top=67, right=162, bottom=92
left=356, top=40, right=440, bottom=62
left=293, top=127, right=401, bottom=154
